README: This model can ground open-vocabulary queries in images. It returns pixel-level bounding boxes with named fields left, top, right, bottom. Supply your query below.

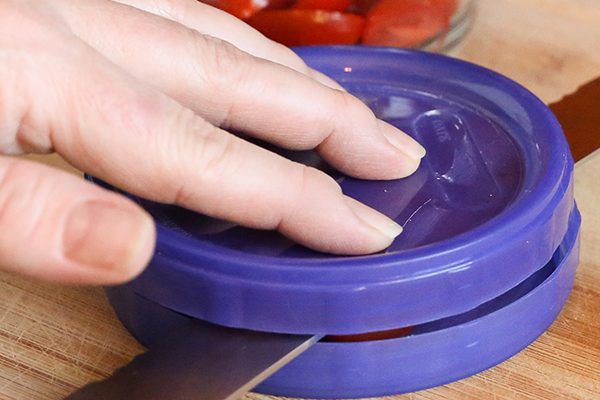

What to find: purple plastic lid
left=97, top=46, right=574, bottom=335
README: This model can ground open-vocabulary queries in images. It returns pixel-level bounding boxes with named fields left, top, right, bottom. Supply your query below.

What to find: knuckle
left=277, top=163, right=342, bottom=229
left=168, top=112, right=238, bottom=205
left=272, top=163, right=309, bottom=230
left=0, top=160, right=44, bottom=247
left=0, top=160, right=23, bottom=227
left=152, top=0, right=196, bottom=20
left=277, top=45, right=311, bottom=74
left=324, top=90, right=374, bottom=136
left=0, top=59, right=27, bottom=154
left=305, top=165, right=343, bottom=195
left=186, top=33, right=259, bottom=126
left=295, top=164, right=342, bottom=204
left=0, top=6, right=59, bottom=155
left=192, top=33, right=256, bottom=91
left=336, top=91, right=367, bottom=116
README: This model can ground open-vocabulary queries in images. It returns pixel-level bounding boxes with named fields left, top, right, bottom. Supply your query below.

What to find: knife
left=550, top=77, right=600, bottom=163
left=65, top=315, right=321, bottom=400
left=65, top=76, right=600, bottom=400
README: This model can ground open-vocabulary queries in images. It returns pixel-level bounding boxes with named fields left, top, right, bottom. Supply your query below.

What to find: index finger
left=110, top=0, right=345, bottom=90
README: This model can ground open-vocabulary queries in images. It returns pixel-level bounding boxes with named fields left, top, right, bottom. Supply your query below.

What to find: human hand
left=0, top=0, right=424, bottom=284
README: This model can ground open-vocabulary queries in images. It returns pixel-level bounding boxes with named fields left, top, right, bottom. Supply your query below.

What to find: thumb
left=0, top=157, right=155, bottom=284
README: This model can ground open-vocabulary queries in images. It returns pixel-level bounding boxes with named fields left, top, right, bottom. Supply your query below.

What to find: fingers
left=57, top=0, right=425, bottom=180
left=16, top=35, right=401, bottom=255
left=109, top=0, right=344, bottom=89
left=0, top=157, right=155, bottom=284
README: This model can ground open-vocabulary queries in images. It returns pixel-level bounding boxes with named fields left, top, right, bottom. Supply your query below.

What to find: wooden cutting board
left=2, top=0, right=600, bottom=399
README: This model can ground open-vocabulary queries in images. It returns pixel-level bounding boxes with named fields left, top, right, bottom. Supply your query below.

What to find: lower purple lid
left=106, top=207, right=580, bottom=398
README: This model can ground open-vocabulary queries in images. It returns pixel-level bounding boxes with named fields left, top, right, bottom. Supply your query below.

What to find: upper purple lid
left=99, top=46, right=574, bottom=335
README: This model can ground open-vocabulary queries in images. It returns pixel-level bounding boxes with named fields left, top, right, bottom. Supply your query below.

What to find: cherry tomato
left=293, top=0, right=351, bottom=11
left=265, top=0, right=296, bottom=9
left=249, top=10, right=365, bottom=46
left=347, top=0, right=379, bottom=15
left=362, top=0, right=457, bottom=48
left=433, top=0, right=458, bottom=16
left=325, top=326, right=415, bottom=342
left=200, top=0, right=267, bottom=19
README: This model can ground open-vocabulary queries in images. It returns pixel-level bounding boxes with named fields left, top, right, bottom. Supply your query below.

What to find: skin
left=0, top=0, right=425, bottom=285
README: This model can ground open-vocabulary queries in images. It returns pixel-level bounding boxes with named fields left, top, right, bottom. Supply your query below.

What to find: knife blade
left=550, top=77, right=600, bottom=164
left=65, top=316, right=320, bottom=400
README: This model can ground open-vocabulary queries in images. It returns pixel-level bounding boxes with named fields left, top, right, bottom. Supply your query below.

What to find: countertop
left=1, top=0, right=599, bottom=399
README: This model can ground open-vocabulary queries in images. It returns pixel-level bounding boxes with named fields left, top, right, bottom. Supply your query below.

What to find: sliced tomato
left=434, top=0, right=458, bottom=16
left=265, top=0, right=296, bottom=9
left=293, top=0, right=351, bottom=11
left=200, top=0, right=269, bottom=19
left=325, top=326, right=415, bottom=342
left=362, top=0, right=457, bottom=48
left=347, top=0, right=380, bottom=15
left=249, top=10, right=365, bottom=46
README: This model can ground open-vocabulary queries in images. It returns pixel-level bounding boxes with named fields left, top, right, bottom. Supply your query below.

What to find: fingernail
left=345, top=196, right=403, bottom=241
left=63, top=200, right=155, bottom=276
left=379, top=120, right=426, bottom=160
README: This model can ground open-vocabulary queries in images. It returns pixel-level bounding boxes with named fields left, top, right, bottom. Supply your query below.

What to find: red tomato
left=362, top=0, right=457, bottom=48
left=325, top=326, right=415, bottom=342
left=249, top=10, right=365, bottom=46
left=200, top=0, right=268, bottom=19
left=265, top=0, right=296, bottom=9
left=433, top=0, right=458, bottom=16
left=293, top=0, right=351, bottom=11
left=347, top=0, right=380, bottom=15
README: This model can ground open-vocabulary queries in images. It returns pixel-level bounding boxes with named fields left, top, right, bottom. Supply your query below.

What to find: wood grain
left=459, top=0, right=600, bottom=104
left=2, top=0, right=600, bottom=399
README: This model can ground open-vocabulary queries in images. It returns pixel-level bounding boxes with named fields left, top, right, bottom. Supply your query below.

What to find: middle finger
left=110, top=0, right=344, bottom=90
left=57, top=0, right=425, bottom=179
